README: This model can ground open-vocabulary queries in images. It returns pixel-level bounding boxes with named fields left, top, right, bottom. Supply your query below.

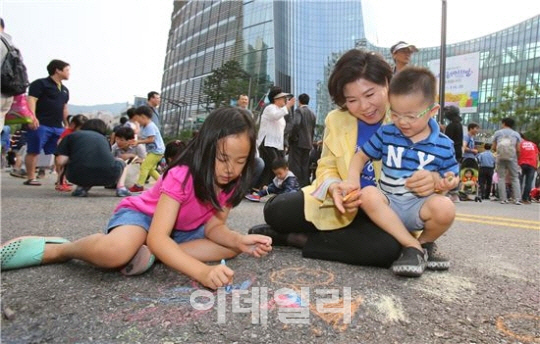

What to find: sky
left=1, top=0, right=539, bottom=106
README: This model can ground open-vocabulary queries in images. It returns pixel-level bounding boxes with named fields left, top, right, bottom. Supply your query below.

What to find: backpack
left=496, top=133, right=516, bottom=160
left=1, top=35, right=29, bottom=96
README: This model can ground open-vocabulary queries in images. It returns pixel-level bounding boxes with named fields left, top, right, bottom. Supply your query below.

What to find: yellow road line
left=456, top=213, right=540, bottom=225
left=455, top=214, right=540, bottom=230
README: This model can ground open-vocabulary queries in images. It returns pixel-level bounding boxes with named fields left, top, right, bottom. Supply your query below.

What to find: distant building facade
left=160, top=1, right=539, bottom=135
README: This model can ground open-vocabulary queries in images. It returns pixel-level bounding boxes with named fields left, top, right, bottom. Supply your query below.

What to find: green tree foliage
left=490, top=84, right=540, bottom=143
left=202, top=60, right=250, bottom=110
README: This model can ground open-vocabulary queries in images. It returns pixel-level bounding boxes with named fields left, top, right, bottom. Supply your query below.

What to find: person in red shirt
left=518, top=133, right=539, bottom=204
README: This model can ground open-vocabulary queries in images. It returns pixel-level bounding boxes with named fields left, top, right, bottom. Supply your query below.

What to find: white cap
left=391, top=41, right=419, bottom=54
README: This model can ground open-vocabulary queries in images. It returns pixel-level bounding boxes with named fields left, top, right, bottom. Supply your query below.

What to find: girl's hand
left=332, top=182, right=360, bottom=214
left=435, top=172, right=459, bottom=191
left=201, top=264, right=234, bottom=290
left=238, top=234, right=272, bottom=258
left=405, top=170, right=439, bottom=197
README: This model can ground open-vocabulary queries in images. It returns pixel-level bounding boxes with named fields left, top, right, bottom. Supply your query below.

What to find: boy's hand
left=436, top=172, right=459, bottom=191
left=405, top=170, right=438, bottom=196
left=238, top=234, right=272, bottom=258
left=201, top=264, right=234, bottom=290
left=332, top=182, right=361, bottom=214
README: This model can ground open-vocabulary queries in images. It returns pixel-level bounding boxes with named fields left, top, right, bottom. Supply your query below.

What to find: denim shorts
left=105, top=208, right=206, bottom=244
left=386, top=194, right=427, bottom=231
left=26, top=125, right=65, bottom=154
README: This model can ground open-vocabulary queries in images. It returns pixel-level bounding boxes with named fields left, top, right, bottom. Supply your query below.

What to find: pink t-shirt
left=115, top=165, right=233, bottom=231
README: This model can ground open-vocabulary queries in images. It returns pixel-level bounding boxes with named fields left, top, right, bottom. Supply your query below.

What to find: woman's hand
left=237, top=234, right=272, bottom=258
left=200, top=264, right=234, bottom=290
left=331, top=182, right=361, bottom=214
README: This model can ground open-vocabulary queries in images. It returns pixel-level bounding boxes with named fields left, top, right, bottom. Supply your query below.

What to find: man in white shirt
left=256, top=87, right=295, bottom=186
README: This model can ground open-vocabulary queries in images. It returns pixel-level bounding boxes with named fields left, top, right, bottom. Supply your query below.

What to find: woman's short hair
left=328, top=49, right=392, bottom=110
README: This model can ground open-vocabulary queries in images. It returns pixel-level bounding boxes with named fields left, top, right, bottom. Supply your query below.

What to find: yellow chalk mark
left=496, top=314, right=540, bottom=343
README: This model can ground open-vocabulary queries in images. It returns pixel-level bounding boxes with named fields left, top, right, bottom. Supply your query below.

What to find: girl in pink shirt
left=1, top=107, right=272, bottom=290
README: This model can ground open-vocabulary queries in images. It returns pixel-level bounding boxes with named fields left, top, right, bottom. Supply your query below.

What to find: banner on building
left=428, top=52, right=480, bottom=113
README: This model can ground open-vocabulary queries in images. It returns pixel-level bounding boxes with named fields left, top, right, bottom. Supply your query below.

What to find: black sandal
left=23, top=179, right=42, bottom=186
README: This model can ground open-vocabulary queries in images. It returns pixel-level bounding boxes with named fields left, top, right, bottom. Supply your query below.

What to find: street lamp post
left=438, top=0, right=448, bottom=122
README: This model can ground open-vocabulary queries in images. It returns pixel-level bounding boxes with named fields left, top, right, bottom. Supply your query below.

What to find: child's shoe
left=245, top=193, right=261, bottom=202
left=55, top=183, right=73, bottom=192
left=116, top=187, right=132, bottom=197
left=391, top=246, right=427, bottom=277
left=129, top=184, right=144, bottom=193
left=421, top=242, right=450, bottom=270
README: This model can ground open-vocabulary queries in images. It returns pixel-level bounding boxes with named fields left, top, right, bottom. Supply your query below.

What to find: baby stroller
left=458, top=158, right=482, bottom=202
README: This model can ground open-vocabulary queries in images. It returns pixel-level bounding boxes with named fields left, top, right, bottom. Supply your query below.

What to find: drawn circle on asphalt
left=269, top=266, right=335, bottom=287
left=496, top=313, right=540, bottom=343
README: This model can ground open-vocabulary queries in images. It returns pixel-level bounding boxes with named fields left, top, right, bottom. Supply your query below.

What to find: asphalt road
left=1, top=171, right=539, bottom=344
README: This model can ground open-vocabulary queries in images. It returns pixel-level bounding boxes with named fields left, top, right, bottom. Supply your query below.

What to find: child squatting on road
left=0, top=107, right=273, bottom=290
left=335, top=67, right=459, bottom=277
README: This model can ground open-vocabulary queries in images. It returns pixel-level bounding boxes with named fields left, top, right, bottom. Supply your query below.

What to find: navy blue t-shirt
left=356, top=120, right=381, bottom=187
left=28, top=77, right=69, bottom=128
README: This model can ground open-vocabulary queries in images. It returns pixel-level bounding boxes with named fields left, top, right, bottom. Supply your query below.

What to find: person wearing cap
left=390, top=41, right=418, bottom=74
left=256, top=86, right=295, bottom=186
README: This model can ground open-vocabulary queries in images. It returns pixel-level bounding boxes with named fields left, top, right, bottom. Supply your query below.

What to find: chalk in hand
left=221, top=259, right=232, bottom=292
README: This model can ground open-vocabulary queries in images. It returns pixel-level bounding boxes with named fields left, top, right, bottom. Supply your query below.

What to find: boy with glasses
left=338, top=67, right=459, bottom=277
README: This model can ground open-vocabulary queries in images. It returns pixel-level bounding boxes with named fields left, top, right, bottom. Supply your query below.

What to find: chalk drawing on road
left=479, top=257, right=529, bottom=281
left=411, top=274, right=475, bottom=303
left=269, top=266, right=334, bottom=288
left=496, top=313, right=540, bottom=343
left=369, top=295, right=407, bottom=324
left=269, top=266, right=362, bottom=332
left=103, top=273, right=256, bottom=327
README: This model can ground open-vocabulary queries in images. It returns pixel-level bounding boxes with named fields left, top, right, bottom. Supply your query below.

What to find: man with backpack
left=492, top=117, right=522, bottom=205
left=1, top=18, right=29, bottom=129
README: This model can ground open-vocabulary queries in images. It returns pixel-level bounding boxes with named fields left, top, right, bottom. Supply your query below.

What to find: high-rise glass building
left=160, top=1, right=539, bottom=136
left=160, top=0, right=364, bottom=135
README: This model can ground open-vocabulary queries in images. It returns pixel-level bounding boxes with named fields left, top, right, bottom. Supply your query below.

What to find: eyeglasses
left=388, top=104, right=436, bottom=124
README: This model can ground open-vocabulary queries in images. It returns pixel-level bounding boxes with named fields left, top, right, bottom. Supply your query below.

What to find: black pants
left=288, top=145, right=311, bottom=187
left=263, top=191, right=401, bottom=268
left=258, top=141, right=282, bottom=187
left=478, top=166, right=494, bottom=199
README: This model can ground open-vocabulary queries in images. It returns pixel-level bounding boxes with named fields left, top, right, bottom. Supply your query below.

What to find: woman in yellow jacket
left=249, top=49, right=442, bottom=267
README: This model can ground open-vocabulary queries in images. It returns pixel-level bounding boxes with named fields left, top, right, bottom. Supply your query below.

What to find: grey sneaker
left=500, top=200, right=508, bottom=204
left=514, top=201, right=522, bottom=205
left=116, top=187, right=132, bottom=197
left=421, top=242, right=450, bottom=270
left=72, top=186, right=89, bottom=197
left=391, top=247, right=427, bottom=277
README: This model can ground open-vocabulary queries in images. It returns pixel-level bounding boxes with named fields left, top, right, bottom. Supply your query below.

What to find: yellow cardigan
left=302, top=108, right=382, bottom=230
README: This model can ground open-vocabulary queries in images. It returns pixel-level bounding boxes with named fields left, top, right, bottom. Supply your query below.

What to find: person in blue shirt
left=337, top=67, right=459, bottom=278
left=476, top=143, right=496, bottom=199
left=462, top=122, right=480, bottom=161
left=129, top=105, right=165, bottom=193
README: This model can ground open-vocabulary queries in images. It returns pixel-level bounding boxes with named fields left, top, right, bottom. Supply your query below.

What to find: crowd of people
left=1, top=30, right=539, bottom=288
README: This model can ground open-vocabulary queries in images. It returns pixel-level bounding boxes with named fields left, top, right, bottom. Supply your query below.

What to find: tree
left=490, top=84, right=540, bottom=143
left=202, top=60, right=250, bottom=110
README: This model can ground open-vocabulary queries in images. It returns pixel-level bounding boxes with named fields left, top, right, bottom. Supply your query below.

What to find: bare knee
left=359, top=186, right=386, bottom=211
left=94, top=240, right=137, bottom=268
left=423, top=195, right=455, bottom=225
